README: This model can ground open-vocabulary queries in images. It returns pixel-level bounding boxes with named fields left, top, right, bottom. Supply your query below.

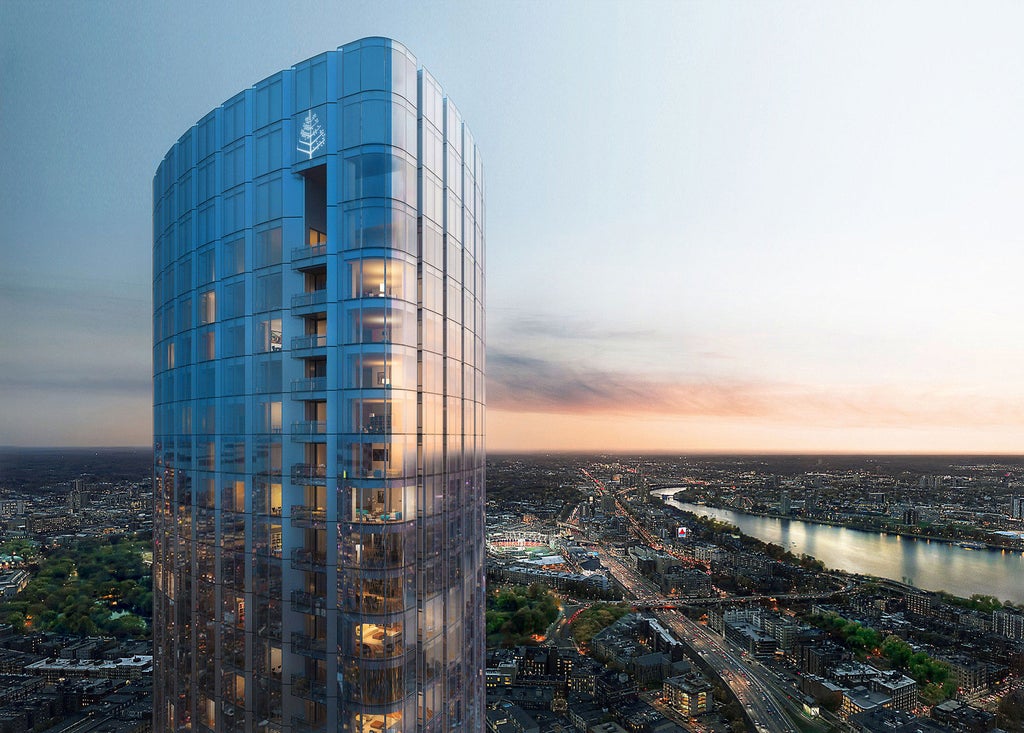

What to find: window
left=347, top=258, right=415, bottom=300
left=223, top=238, right=245, bottom=276
left=255, top=127, right=283, bottom=175
left=255, top=177, right=282, bottom=223
left=254, top=77, right=282, bottom=130
left=256, top=271, right=282, bottom=311
left=198, top=247, right=215, bottom=284
left=199, top=290, right=216, bottom=324
left=257, top=317, right=282, bottom=352
left=255, top=227, right=282, bottom=268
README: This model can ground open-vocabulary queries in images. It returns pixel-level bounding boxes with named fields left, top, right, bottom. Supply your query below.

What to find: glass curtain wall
left=153, top=38, right=484, bottom=733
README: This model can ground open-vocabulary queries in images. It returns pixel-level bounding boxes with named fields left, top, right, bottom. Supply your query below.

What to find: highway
left=594, top=543, right=823, bottom=733
left=655, top=608, right=830, bottom=733
left=577, top=469, right=844, bottom=732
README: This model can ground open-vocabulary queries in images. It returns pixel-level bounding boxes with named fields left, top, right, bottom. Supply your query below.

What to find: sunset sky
left=2, top=1, right=1023, bottom=453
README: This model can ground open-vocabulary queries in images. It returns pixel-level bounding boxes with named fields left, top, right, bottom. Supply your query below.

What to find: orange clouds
left=486, top=352, right=1024, bottom=452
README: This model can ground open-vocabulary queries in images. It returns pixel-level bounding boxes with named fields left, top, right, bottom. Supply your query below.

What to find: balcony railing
left=291, top=463, right=327, bottom=485
left=290, top=547, right=327, bottom=572
left=292, top=420, right=327, bottom=435
left=291, top=243, right=327, bottom=261
left=290, top=377, right=327, bottom=393
left=291, top=631, right=327, bottom=660
left=359, top=415, right=391, bottom=435
left=291, top=290, right=327, bottom=309
left=291, top=421, right=327, bottom=442
left=291, top=505, right=327, bottom=528
left=291, top=674, right=328, bottom=703
left=345, top=546, right=404, bottom=568
left=291, top=334, right=327, bottom=351
left=290, top=590, right=327, bottom=616
left=290, top=718, right=326, bottom=733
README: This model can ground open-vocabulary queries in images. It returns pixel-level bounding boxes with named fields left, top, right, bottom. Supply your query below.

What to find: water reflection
left=655, top=490, right=1024, bottom=604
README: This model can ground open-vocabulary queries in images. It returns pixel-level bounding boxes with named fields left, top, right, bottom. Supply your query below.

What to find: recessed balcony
left=291, top=674, right=327, bottom=703
left=291, top=421, right=327, bottom=442
left=291, top=242, right=327, bottom=263
left=291, top=631, right=327, bottom=660
left=291, top=505, right=327, bottom=529
left=291, top=290, right=327, bottom=309
left=290, top=547, right=327, bottom=572
left=291, top=334, right=327, bottom=351
left=291, top=463, right=327, bottom=485
left=290, top=717, right=326, bottom=733
left=290, top=589, right=327, bottom=616
left=290, top=377, right=327, bottom=394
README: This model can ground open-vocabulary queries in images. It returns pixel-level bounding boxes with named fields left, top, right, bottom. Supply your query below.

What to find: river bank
left=657, top=490, right=1024, bottom=553
left=651, top=489, right=1024, bottom=604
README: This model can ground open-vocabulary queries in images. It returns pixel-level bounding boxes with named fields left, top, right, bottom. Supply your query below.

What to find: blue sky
left=2, top=1, right=1023, bottom=452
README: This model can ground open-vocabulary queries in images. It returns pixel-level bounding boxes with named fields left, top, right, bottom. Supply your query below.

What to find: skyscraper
left=152, top=38, right=485, bottom=733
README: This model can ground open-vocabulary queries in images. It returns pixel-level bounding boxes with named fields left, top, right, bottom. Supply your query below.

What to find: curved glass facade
left=152, top=38, right=485, bottom=733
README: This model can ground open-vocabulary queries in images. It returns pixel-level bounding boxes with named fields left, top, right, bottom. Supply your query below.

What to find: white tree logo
left=297, top=110, right=326, bottom=159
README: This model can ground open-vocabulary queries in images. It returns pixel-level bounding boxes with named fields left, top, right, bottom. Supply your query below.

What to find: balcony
left=291, top=631, right=327, bottom=660
left=291, top=463, right=327, bottom=485
left=290, top=717, right=326, bottom=733
left=291, top=334, right=327, bottom=351
left=359, top=415, right=391, bottom=435
left=349, top=545, right=403, bottom=568
left=222, top=701, right=244, bottom=724
left=291, top=290, right=327, bottom=309
left=351, top=467, right=398, bottom=480
left=291, top=243, right=327, bottom=262
left=290, top=589, right=327, bottom=616
left=291, top=547, right=327, bottom=572
left=291, top=421, right=327, bottom=442
left=291, top=674, right=328, bottom=703
left=290, top=377, right=327, bottom=394
left=291, top=505, right=327, bottom=529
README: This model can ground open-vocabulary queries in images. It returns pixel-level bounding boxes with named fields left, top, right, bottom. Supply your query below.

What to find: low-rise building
left=588, top=722, right=629, bottom=733
left=850, top=707, right=953, bottom=733
left=870, top=671, right=917, bottom=712
left=841, top=686, right=891, bottom=720
left=993, top=609, right=1024, bottom=640
left=662, top=673, right=712, bottom=717
left=658, top=567, right=712, bottom=598
left=23, top=655, right=152, bottom=683
left=930, top=699, right=996, bottom=733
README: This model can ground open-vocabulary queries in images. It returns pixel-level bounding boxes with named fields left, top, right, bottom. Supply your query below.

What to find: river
left=652, top=489, right=1024, bottom=605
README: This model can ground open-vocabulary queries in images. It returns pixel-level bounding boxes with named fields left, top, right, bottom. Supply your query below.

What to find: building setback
left=152, top=37, right=485, bottom=733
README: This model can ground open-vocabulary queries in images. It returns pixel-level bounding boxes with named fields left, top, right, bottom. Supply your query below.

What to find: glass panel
left=257, top=317, right=283, bottom=352
left=199, top=290, right=216, bottom=324
left=347, top=259, right=416, bottom=300
left=355, top=621, right=404, bottom=658
left=347, top=483, right=415, bottom=523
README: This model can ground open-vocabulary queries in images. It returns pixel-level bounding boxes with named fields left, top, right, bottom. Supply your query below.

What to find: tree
left=997, top=689, right=1024, bottom=732
left=0, top=538, right=152, bottom=639
left=881, top=635, right=912, bottom=667
left=5, top=611, right=25, bottom=633
left=569, top=603, right=630, bottom=646
left=485, top=583, right=561, bottom=646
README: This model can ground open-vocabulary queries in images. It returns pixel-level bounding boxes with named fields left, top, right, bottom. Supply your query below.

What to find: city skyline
left=3, top=1, right=1024, bottom=453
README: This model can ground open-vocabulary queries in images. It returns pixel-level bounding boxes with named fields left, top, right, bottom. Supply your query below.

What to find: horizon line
left=2, top=445, right=1023, bottom=459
